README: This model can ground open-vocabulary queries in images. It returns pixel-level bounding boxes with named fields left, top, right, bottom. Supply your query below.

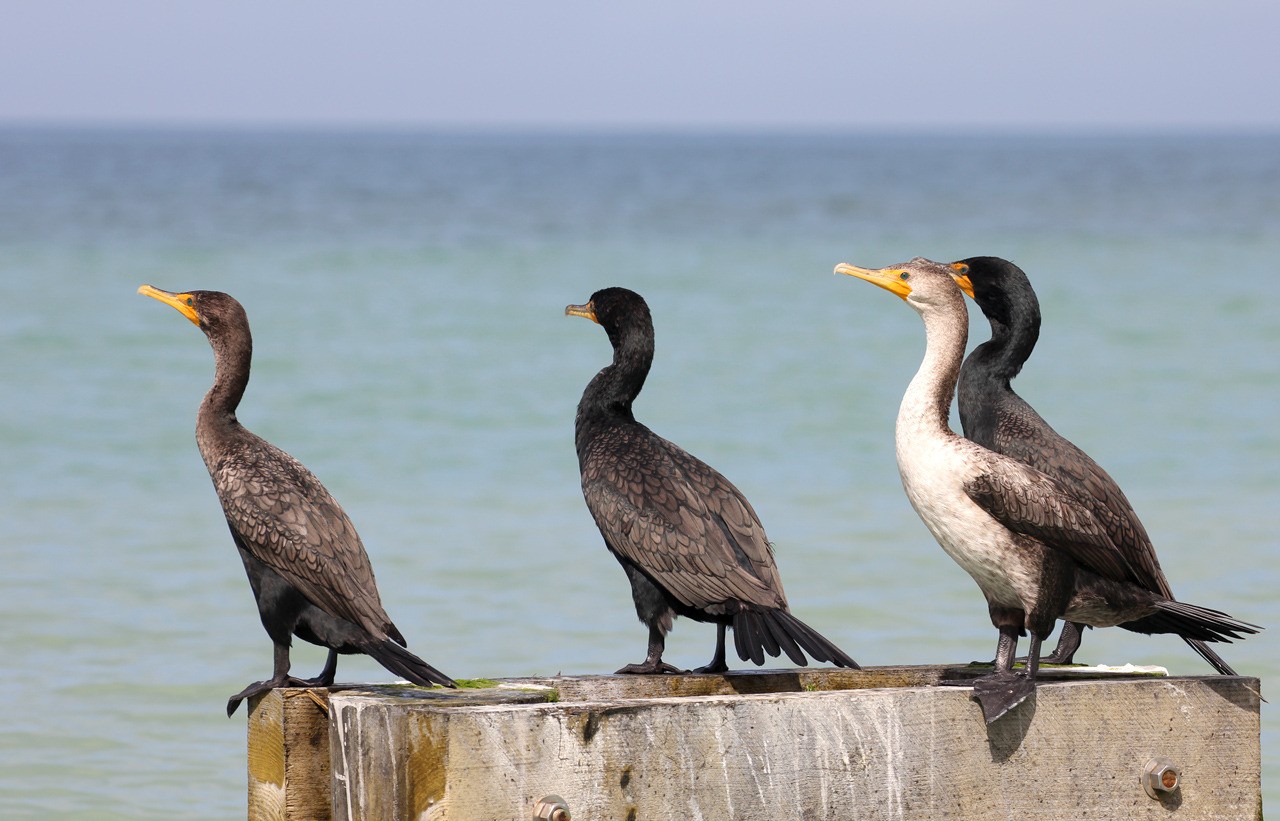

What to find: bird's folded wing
left=583, top=434, right=785, bottom=612
left=1001, top=430, right=1171, bottom=596
left=964, top=461, right=1142, bottom=585
left=215, top=446, right=393, bottom=637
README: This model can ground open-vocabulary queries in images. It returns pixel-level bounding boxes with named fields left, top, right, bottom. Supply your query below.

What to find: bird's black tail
left=364, top=638, right=458, bottom=689
left=1143, top=600, right=1261, bottom=646
left=1184, top=638, right=1238, bottom=676
left=732, top=609, right=860, bottom=670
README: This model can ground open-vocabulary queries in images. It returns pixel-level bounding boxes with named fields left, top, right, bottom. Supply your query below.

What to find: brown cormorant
left=567, top=287, right=859, bottom=674
left=138, top=286, right=456, bottom=716
left=951, top=255, right=1238, bottom=675
left=835, top=259, right=1256, bottom=722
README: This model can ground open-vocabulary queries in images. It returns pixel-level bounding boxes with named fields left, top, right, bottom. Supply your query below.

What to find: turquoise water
left=1, top=129, right=1277, bottom=817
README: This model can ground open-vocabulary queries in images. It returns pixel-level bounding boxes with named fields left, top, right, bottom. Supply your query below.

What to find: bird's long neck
left=964, top=305, right=1039, bottom=387
left=196, top=328, right=252, bottom=458
left=574, top=328, right=652, bottom=446
left=899, top=299, right=967, bottom=441
left=956, top=308, right=1037, bottom=444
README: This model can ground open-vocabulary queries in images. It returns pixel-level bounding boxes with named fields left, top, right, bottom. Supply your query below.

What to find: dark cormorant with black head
left=566, top=287, right=859, bottom=674
left=836, top=258, right=1257, bottom=722
left=139, top=286, right=456, bottom=715
left=951, top=256, right=1237, bottom=675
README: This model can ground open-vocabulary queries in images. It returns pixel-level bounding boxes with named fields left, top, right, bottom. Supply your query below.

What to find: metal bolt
left=1142, top=757, right=1180, bottom=799
left=533, top=794, right=571, bottom=821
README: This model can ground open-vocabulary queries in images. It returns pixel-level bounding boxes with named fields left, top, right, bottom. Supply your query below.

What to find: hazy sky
left=3, top=1, right=1277, bottom=131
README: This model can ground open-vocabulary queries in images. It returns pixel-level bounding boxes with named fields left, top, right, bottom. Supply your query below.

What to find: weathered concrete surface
left=312, top=671, right=1262, bottom=821
left=248, top=681, right=556, bottom=819
left=515, top=662, right=1165, bottom=701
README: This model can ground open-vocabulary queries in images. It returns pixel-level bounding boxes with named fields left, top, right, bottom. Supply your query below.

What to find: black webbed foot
left=303, top=649, right=339, bottom=688
left=969, top=671, right=1036, bottom=724
left=1016, top=622, right=1082, bottom=666
left=951, top=623, right=1043, bottom=722
left=615, top=622, right=686, bottom=675
left=615, top=661, right=686, bottom=675
left=690, top=624, right=730, bottom=674
left=226, top=674, right=322, bottom=717
left=291, top=672, right=335, bottom=688
left=1014, top=649, right=1076, bottom=666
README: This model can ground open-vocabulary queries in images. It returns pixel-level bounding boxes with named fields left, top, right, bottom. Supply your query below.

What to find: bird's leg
left=693, top=625, right=729, bottom=674
left=1019, top=556, right=1078, bottom=666
left=1040, top=622, right=1083, bottom=665
left=976, top=561, right=1070, bottom=720
left=297, top=648, right=339, bottom=687
left=1023, top=631, right=1043, bottom=682
left=616, top=623, right=685, bottom=675
left=1015, top=621, right=1082, bottom=665
left=993, top=624, right=1019, bottom=673
left=970, top=625, right=1037, bottom=724
left=226, top=641, right=325, bottom=717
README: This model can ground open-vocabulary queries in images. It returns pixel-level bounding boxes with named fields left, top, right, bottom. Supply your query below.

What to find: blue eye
left=899, top=272, right=909, bottom=280
left=186, top=297, right=194, bottom=306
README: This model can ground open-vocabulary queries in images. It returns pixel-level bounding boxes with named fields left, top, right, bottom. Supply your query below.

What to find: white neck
left=897, top=298, right=968, bottom=446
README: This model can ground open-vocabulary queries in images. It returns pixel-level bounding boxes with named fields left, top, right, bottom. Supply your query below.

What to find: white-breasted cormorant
left=835, top=259, right=1256, bottom=722
left=951, top=255, right=1238, bottom=675
left=139, top=286, right=456, bottom=715
left=567, top=287, right=859, bottom=674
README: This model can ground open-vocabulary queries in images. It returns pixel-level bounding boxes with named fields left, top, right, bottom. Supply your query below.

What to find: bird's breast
left=895, top=430, right=1042, bottom=609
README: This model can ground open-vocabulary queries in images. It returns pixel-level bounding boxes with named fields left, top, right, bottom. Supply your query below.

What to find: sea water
left=1, top=128, right=1277, bottom=817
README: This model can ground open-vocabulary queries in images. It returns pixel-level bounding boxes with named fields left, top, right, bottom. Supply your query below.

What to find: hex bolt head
left=1142, top=757, right=1180, bottom=799
left=533, top=794, right=571, bottom=821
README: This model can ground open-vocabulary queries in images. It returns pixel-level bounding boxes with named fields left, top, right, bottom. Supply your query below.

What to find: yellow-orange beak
left=834, top=262, right=913, bottom=300
left=138, top=285, right=201, bottom=326
left=564, top=301, right=599, bottom=324
left=948, top=262, right=975, bottom=298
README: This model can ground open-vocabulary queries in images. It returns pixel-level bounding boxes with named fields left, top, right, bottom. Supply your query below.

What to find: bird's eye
left=899, top=272, right=910, bottom=281
left=186, top=297, right=194, bottom=306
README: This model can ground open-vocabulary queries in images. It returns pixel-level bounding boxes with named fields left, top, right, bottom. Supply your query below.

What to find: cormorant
left=138, top=286, right=456, bottom=716
left=566, top=287, right=859, bottom=674
left=951, top=255, right=1237, bottom=675
left=835, top=259, right=1256, bottom=722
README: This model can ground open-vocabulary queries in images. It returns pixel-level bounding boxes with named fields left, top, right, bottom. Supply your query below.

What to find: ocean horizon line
left=3, top=118, right=1279, bottom=141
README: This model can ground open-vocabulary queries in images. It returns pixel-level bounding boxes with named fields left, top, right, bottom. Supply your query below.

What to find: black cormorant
left=139, top=286, right=456, bottom=716
left=951, top=255, right=1238, bottom=675
left=566, top=287, right=859, bottom=674
left=835, top=259, right=1256, bottom=722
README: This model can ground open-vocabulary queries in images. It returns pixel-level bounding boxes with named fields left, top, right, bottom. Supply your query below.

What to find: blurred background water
left=1, top=128, right=1276, bottom=818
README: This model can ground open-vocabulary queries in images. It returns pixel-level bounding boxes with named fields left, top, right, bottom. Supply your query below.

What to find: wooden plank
left=246, top=689, right=334, bottom=821
left=323, top=674, right=1261, bottom=821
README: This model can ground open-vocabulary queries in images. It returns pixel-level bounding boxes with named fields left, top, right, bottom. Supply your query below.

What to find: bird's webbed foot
left=969, top=670, right=1036, bottom=724
left=615, top=660, right=686, bottom=675
left=1017, top=648, right=1074, bottom=666
left=691, top=625, right=729, bottom=674
left=941, top=623, right=1042, bottom=723
left=616, top=623, right=685, bottom=675
left=296, top=649, right=339, bottom=688
left=971, top=625, right=1043, bottom=723
left=226, top=674, right=321, bottom=717
left=292, top=673, right=333, bottom=688
left=1017, top=622, right=1082, bottom=666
